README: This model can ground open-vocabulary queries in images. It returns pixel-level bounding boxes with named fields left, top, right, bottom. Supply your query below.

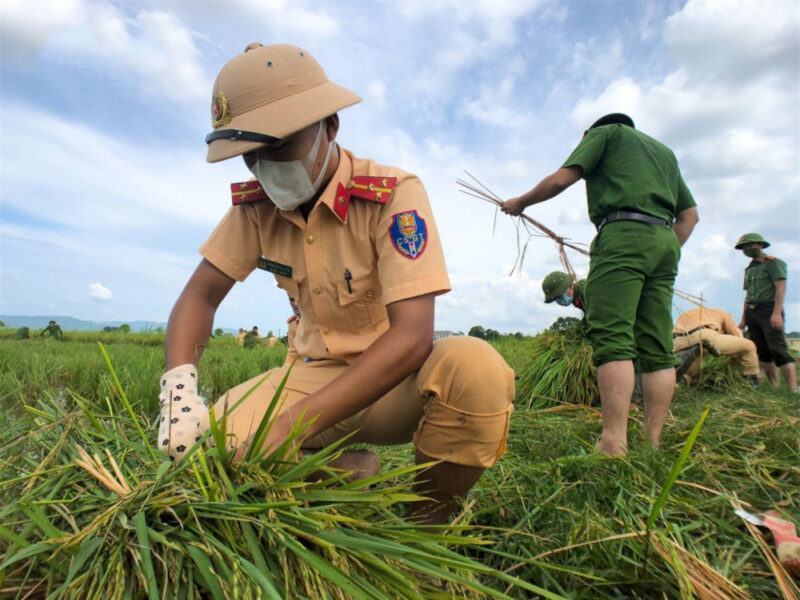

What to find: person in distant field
left=235, top=327, right=246, bottom=346
left=673, top=306, right=760, bottom=388
left=503, top=113, right=699, bottom=456
left=40, top=320, right=64, bottom=340
left=735, top=233, right=797, bottom=393
left=243, top=326, right=261, bottom=349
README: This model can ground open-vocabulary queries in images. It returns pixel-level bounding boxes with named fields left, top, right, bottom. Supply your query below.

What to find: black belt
left=598, top=210, right=672, bottom=231
left=673, top=325, right=709, bottom=338
left=746, top=301, right=773, bottom=310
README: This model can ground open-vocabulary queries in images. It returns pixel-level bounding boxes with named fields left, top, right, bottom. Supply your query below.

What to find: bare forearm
left=165, top=292, right=215, bottom=369
left=773, top=281, right=786, bottom=314
left=519, top=173, right=570, bottom=208
left=164, top=260, right=235, bottom=370
left=673, top=207, right=699, bottom=246
left=288, top=322, right=433, bottom=437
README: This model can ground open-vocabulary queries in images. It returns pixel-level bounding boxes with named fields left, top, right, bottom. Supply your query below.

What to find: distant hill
left=0, top=315, right=169, bottom=332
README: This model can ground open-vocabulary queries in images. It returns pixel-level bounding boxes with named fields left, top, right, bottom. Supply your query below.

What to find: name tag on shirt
left=258, top=258, right=293, bottom=278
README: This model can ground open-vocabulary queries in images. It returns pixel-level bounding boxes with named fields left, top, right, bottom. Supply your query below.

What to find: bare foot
left=595, top=436, right=627, bottom=457
left=328, top=449, right=381, bottom=482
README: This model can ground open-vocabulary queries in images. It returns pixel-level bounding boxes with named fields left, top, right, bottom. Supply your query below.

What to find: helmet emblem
left=211, top=92, right=232, bottom=128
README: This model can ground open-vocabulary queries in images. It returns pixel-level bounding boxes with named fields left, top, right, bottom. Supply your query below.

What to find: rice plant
left=515, top=324, right=597, bottom=408
left=0, top=343, right=547, bottom=599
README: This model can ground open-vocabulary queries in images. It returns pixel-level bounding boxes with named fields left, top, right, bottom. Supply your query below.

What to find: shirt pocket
left=336, top=272, right=388, bottom=329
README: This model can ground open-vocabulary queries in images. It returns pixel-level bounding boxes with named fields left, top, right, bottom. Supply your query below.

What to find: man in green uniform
left=542, top=270, right=702, bottom=385
left=542, top=271, right=586, bottom=310
left=40, top=320, right=64, bottom=340
left=504, top=113, right=700, bottom=455
left=735, top=233, right=797, bottom=392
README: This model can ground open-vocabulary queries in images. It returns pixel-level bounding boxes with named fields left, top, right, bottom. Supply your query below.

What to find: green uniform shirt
left=562, top=124, right=697, bottom=227
left=573, top=279, right=586, bottom=312
left=744, top=257, right=788, bottom=304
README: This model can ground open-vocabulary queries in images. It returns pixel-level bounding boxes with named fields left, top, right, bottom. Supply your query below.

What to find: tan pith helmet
left=205, top=43, right=362, bottom=163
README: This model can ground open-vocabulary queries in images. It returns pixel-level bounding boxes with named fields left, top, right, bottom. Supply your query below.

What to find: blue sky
left=1, top=0, right=798, bottom=334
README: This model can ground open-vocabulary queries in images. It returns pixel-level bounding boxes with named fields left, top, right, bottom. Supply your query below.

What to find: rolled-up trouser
left=674, top=329, right=760, bottom=381
left=213, top=336, right=515, bottom=468
left=585, top=220, right=680, bottom=372
left=745, top=303, right=796, bottom=367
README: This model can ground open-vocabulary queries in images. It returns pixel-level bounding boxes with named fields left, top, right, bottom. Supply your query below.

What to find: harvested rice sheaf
left=516, top=323, right=597, bottom=408
left=0, top=348, right=546, bottom=600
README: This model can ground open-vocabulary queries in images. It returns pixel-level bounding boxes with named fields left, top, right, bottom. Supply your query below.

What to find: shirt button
left=306, top=235, right=314, bottom=245
left=313, top=287, right=322, bottom=295
left=365, top=290, right=375, bottom=300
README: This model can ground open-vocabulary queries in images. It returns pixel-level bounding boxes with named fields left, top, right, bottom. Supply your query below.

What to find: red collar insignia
left=230, top=180, right=268, bottom=206
left=333, top=176, right=397, bottom=221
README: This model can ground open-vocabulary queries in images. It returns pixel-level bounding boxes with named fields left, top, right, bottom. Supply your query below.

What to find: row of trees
left=467, top=326, right=526, bottom=341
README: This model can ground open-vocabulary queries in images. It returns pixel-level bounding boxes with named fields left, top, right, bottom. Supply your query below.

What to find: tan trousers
left=213, top=336, right=515, bottom=468
left=673, top=329, right=759, bottom=381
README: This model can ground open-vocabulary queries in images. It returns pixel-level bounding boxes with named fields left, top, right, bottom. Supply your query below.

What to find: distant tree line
left=467, top=326, right=526, bottom=341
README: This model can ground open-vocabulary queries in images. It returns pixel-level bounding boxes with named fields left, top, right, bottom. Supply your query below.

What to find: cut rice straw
left=650, top=533, right=751, bottom=600
left=456, top=170, right=587, bottom=278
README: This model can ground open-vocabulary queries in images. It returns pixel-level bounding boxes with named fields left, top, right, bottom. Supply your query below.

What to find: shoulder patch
left=388, top=210, right=428, bottom=260
left=231, top=180, right=268, bottom=206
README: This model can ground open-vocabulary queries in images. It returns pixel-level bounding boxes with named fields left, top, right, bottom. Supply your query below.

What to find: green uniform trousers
left=585, top=220, right=680, bottom=371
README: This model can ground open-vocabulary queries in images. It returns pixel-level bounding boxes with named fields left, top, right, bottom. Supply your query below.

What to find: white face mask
left=248, top=122, right=335, bottom=211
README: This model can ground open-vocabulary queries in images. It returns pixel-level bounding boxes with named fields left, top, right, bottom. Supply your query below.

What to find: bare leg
left=761, top=361, right=779, bottom=386
left=410, top=450, right=485, bottom=524
left=641, top=368, right=676, bottom=448
left=596, top=360, right=635, bottom=456
left=778, top=363, right=798, bottom=391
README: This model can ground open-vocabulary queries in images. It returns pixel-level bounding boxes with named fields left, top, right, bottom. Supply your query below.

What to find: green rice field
left=1, top=332, right=798, bottom=598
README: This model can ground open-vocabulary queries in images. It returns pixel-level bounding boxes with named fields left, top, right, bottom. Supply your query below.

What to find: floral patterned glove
left=157, top=364, right=210, bottom=461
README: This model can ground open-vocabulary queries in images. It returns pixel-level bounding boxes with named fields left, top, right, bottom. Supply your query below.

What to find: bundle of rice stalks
left=650, top=533, right=751, bottom=599
left=690, top=356, right=749, bottom=393
left=0, top=345, right=548, bottom=599
left=516, top=324, right=597, bottom=408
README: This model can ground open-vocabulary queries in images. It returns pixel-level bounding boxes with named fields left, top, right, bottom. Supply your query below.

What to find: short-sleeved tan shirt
left=200, top=147, right=451, bottom=361
left=673, top=307, right=742, bottom=337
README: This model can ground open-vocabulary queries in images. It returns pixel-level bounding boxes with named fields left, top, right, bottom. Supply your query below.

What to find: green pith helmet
left=542, top=271, right=573, bottom=303
left=734, top=233, right=770, bottom=250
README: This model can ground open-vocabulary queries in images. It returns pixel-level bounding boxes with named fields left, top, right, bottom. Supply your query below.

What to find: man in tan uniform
left=156, top=43, right=514, bottom=523
left=672, top=307, right=759, bottom=387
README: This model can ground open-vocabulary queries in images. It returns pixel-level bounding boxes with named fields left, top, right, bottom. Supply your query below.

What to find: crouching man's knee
left=412, top=336, right=515, bottom=468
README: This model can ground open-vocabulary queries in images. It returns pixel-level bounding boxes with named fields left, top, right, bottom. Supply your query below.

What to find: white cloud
left=1, top=0, right=208, bottom=102
left=396, top=0, right=547, bottom=101
left=89, top=282, right=113, bottom=301
left=366, top=79, right=387, bottom=104
left=664, top=0, right=798, bottom=84
left=0, top=102, right=236, bottom=234
left=0, top=0, right=84, bottom=65
left=462, top=58, right=534, bottom=129
left=235, top=0, right=341, bottom=39
left=568, top=0, right=800, bottom=225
